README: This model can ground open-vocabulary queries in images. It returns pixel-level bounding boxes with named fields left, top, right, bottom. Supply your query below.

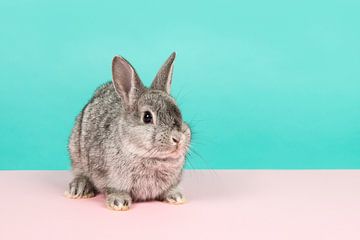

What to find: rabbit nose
left=171, top=132, right=183, bottom=145
left=172, top=137, right=179, bottom=143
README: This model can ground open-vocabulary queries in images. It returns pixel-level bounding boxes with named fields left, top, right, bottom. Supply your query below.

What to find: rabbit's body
left=67, top=53, right=191, bottom=210
left=69, top=82, right=184, bottom=201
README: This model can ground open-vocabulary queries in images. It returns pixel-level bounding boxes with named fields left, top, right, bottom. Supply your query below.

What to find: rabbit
left=65, top=52, right=191, bottom=211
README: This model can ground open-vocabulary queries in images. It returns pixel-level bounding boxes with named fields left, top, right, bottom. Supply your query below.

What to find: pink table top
left=0, top=170, right=359, bottom=240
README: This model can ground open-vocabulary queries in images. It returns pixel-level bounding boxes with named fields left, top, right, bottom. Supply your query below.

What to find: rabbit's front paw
left=65, top=176, right=97, bottom=199
left=163, top=191, right=186, bottom=205
left=106, top=192, right=132, bottom=211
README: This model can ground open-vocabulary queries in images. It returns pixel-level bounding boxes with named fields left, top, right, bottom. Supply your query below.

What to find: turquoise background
left=1, top=0, right=359, bottom=170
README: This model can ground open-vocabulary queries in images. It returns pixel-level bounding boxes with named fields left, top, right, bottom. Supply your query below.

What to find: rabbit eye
left=143, top=111, right=153, bottom=124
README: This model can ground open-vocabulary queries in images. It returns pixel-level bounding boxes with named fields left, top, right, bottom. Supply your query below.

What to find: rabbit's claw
left=65, top=176, right=97, bottom=199
left=106, top=192, right=132, bottom=211
left=163, top=191, right=186, bottom=205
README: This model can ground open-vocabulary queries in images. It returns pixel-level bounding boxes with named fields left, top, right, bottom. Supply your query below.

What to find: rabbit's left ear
left=151, top=52, right=176, bottom=94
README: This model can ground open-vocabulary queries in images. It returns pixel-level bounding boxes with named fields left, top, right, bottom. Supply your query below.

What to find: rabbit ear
left=112, top=55, right=144, bottom=110
left=151, top=52, right=176, bottom=94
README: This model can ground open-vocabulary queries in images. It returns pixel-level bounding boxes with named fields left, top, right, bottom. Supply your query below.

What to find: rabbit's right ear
left=112, top=55, right=144, bottom=110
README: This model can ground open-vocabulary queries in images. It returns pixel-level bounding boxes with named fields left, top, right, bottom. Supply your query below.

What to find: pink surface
left=0, top=170, right=360, bottom=240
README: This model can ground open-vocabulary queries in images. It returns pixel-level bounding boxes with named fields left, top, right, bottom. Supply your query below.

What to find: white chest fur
left=130, top=157, right=184, bottom=201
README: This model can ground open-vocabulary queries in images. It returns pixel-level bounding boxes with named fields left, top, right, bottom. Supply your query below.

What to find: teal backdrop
left=1, top=0, right=359, bottom=170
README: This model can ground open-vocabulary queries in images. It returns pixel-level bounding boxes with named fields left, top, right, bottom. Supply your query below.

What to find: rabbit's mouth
left=168, top=149, right=182, bottom=158
left=153, top=145, right=185, bottom=160
left=166, top=144, right=187, bottom=159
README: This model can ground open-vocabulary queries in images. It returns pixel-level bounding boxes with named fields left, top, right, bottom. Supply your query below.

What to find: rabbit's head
left=112, top=53, right=191, bottom=159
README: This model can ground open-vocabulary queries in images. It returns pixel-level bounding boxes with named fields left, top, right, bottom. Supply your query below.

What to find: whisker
left=188, top=146, right=218, bottom=179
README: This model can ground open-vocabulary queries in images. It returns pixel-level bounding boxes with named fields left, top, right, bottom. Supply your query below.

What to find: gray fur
left=66, top=53, right=191, bottom=210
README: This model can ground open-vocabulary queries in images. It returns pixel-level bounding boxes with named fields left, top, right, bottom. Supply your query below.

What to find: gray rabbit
left=66, top=53, right=191, bottom=211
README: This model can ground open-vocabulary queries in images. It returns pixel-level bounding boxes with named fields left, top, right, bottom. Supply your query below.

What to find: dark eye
left=143, top=111, right=153, bottom=124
